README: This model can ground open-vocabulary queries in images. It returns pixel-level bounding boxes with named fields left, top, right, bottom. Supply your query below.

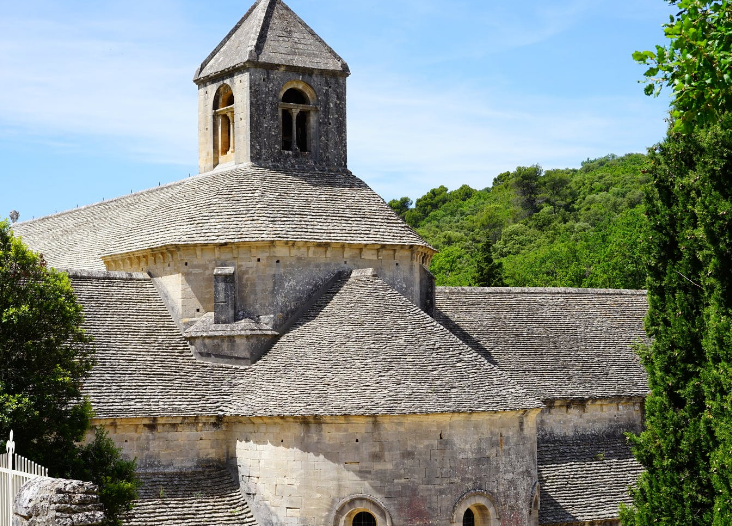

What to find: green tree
left=512, top=165, right=543, bottom=217
left=634, top=0, right=732, bottom=132
left=429, top=245, right=475, bottom=286
left=0, top=221, right=139, bottom=526
left=0, top=220, right=94, bottom=473
left=74, top=428, right=140, bottom=526
left=388, top=196, right=412, bottom=217
left=404, top=185, right=449, bottom=227
left=621, top=117, right=732, bottom=526
left=473, top=239, right=504, bottom=287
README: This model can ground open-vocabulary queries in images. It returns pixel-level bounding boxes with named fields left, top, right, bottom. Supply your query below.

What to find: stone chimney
left=214, top=267, right=236, bottom=324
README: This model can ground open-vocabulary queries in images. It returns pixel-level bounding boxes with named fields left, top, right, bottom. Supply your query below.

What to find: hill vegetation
left=390, top=153, right=651, bottom=289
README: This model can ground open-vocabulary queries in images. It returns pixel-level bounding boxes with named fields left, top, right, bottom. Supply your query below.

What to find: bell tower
left=193, top=0, right=350, bottom=173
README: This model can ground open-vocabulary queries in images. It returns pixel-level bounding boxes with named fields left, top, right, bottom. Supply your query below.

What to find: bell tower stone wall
left=197, top=69, right=347, bottom=173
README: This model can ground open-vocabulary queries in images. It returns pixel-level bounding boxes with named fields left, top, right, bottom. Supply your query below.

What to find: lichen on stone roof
left=70, top=271, right=540, bottom=420
left=434, top=287, right=650, bottom=401
left=538, top=431, right=643, bottom=525
left=124, top=469, right=257, bottom=526
left=13, top=165, right=429, bottom=271
left=226, top=271, right=543, bottom=417
left=194, top=0, right=349, bottom=82
left=71, top=272, right=240, bottom=419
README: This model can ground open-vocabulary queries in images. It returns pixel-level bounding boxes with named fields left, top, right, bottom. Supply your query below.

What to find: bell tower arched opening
left=213, top=84, right=235, bottom=166
left=279, top=82, right=317, bottom=155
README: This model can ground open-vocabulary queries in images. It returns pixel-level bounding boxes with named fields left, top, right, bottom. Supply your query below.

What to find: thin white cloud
left=0, top=5, right=199, bottom=166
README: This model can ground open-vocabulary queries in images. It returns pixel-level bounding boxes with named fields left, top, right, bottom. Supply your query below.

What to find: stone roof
left=227, top=270, right=542, bottom=416
left=124, top=469, right=257, bottom=526
left=434, top=287, right=649, bottom=401
left=194, top=0, right=349, bottom=82
left=72, top=270, right=540, bottom=419
left=13, top=165, right=429, bottom=271
left=538, top=431, right=643, bottom=525
left=70, top=271, right=239, bottom=419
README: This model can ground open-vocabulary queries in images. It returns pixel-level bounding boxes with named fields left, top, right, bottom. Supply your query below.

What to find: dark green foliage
left=512, top=165, right=543, bottom=217
left=0, top=220, right=94, bottom=474
left=406, top=153, right=650, bottom=288
left=634, top=1, right=732, bottom=133
left=0, top=221, right=139, bottom=526
left=404, top=185, right=450, bottom=227
left=388, top=196, right=412, bottom=217
left=620, top=116, right=732, bottom=526
left=474, top=239, right=504, bottom=287
left=74, top=428, right=140, bottom=526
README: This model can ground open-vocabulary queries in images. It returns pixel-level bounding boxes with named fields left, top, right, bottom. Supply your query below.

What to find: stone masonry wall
left=537, top=398, right=644, bottom=437
left=247, top=68, right=348, bottom=170
left=232, top=412, right=541, bottom=526
left=95, top=417, right=230, bottom=471
left=108, top=242, right=431, bottom=328
left=197, top=68, right=346, bottom=172
left=13, top=477, right=105, bottom=526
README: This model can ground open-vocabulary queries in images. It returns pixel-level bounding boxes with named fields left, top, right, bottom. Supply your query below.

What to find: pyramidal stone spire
left=194, top=0, right=349, bottom=82
left=194, top=0, right=350, bottom=173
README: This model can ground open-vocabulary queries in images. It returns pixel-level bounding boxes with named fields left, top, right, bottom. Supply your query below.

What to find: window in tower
left=213, top=84, right=235, bottom=165
left=279, top=82, right=317, bottom=155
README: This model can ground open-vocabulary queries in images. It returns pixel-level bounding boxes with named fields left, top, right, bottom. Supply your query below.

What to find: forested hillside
left=389, top=153, right=651, bottom=289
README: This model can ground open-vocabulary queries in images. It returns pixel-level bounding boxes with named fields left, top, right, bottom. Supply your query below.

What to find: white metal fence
left=0, top=431, right=48, bottom=526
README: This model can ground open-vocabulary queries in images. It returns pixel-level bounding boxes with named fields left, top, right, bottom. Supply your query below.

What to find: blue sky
left=0, top=0, right=675, bottom=221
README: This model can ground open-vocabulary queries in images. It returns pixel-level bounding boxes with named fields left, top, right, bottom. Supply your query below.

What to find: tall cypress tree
left=473, top=239, right=505, bottom=287
left=622, top=2, right=732, bottom=523
left=621, top=119, right=732, bottom=524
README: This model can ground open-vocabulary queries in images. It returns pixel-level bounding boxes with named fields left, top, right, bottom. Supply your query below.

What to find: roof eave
left=193, top=60, right=350, bottom=85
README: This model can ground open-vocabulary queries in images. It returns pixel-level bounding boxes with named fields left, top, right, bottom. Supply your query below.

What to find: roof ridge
left=13, top=171, right=199, bottom=226
left=63, top=269, right=149, bottom=281
left=269, top=0, right=350, bottom=74
left=252, top=0, right=278, bottom=58
left=235, top=271, right=545, bottom=416
left=437, top=287, right=648, bottom=295
left=194, top=0, right=263, bottom=80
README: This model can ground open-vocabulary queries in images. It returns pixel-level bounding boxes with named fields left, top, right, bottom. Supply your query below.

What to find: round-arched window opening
left=282, top=88, right=309, bottom=105
left=212, top=84, right=236, bottom=165
left=279, top=82, right=317, bottom=155
left=451, top=492, right=500, bottom=526
left=214, top=84, right=235, bottom=110
left=352, top=512, right=376, bottom=526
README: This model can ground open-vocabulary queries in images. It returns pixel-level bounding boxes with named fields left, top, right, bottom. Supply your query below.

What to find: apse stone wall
left=126, top=242, right=431, bottom=328
left=232, top=412, right=541, bottom=526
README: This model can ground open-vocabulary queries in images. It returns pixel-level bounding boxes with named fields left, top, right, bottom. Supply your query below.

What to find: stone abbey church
left=13, top=1, right=649, bottom=525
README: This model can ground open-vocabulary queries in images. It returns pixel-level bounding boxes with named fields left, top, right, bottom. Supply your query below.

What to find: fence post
left=5, top=431, right=14, bottom=526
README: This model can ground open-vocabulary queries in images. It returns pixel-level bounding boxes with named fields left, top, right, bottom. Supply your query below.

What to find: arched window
left=213, top=84, right=235, bottom=165
left=279, top=82, right=317, bottom=155
left=352, top=512, right=376, bottom=526
left=333, top=495, right=392, bottom=526
left=451, top=491, right=500, bottom=526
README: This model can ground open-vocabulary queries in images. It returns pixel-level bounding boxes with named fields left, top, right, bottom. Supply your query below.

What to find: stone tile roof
left=538, top=432, right=643, bottom=525
left=227, top=270, right=543, bottom=416
left=71, top=270, right=540, bottom=419
left=13, top=165, right=429, bottom=271
left=124, top=469, right=257, bottom=526
left=69, top=271, right=239, bottom=419
left=194, top=0, right=349, bottom=82
left=434, top=288, right=649, bottom=401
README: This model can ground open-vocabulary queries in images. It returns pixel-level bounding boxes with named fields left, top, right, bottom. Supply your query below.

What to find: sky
left=0, top=0, right=676, bottom=221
